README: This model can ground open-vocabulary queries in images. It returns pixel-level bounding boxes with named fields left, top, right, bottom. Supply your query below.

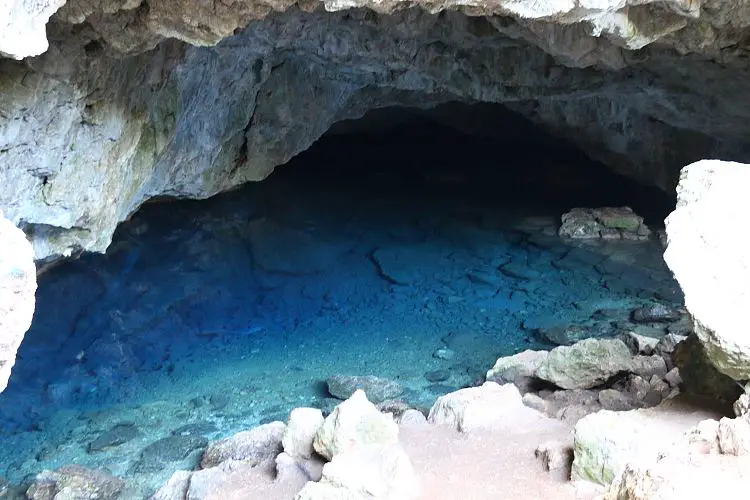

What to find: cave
left=0, top=101, right=682, bottom=490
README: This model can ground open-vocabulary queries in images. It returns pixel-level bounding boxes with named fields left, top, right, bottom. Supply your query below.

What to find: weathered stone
left=664, top=160, right=750, bottom=380
left=201, top=421, right=285, bottom=468
left=619, top=332, right=660, bottom=356
left=485, top=349, right=548, bottom=390
left=664, top=367, right=682, bottom=388
left=631, top=304, right=682, bottom=323
left=283, top=408, right=325, bottom=460
left=535, top=440, right=573, bottom=473
left=313, top=390, right=399, bottom=461
left=572, top=400, right=716, bottom=486
left=654, top=333, right=687, bottom=357
left=26, top=465, right=125, bottom=500
left=0, top=215, right=37, bottom=394
left=138, top=434, right=208, bottom=472
left=734, top=383, right=750, bottom=417
left=396, top=409, right=427, bottom=427
left=559, top=207, right=649, bottom=240
left=428, top=382, right=530, bottom=432
left=535, top=338, right=633, bottom=390
left=275, top=451, right=325, bottom=483
left=629, top=355, right=668, bottom=380
left=717, top=415, right=750, bottom=456
left=327, top=375, right=404, bottom=404
left=294, top=444, right=418, bottom=500
left=151, top=470, right=192, bottom=500
left=88, top=423, right=140, bottom=452
left=598, top=390, right=636, bottom=412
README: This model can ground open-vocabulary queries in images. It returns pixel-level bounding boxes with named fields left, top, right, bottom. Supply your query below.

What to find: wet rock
left=631, top=304, right=682, bottom=323
left=294, top=444, right=419, bottom=500
left=485, top=349, right=548, bottom=391
left=327, top=375, right=404, bottom=404
left=423, top=369, right=450, bottom=383
left=283, top=408, right=324, bottom=460
left=137, top=435, right=209, bottom=472
left=201, top=421, right=285, bottom=468
left=313, top=390, right=398, bottom=461
left=26, top=465, right=124, bottom=500
left=88, top=423, right=140, bottom=452
left=559, top=207, right=649, bottom=240
left=535, top=338, right=633, bottom=390
left=171, top=421, right=218, bottom=437
left=0, top=215, right=37, bottom=394
left=428, top=382, right=543, bottom=433
left=664, top=160, right=750, bottom=380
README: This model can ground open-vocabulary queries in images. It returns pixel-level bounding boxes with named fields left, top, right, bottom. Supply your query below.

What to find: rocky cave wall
left=3, top=0, right=750, bottom=263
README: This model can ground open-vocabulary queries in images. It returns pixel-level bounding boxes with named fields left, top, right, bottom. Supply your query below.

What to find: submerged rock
left=200, top=421, right=285, bottom=468
left=559, top=207, right=650, bottom=240
left=0, top=215, right=37, bottom=394
left=664, top=160, right=750, bottom=380
left=327, top=375, right=404, bottom=404
left=137, top=434, right=209, bottom=472
left=88, top=423, right=140, bottom=453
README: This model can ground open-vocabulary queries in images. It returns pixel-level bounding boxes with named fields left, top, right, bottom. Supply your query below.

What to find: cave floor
left=0, top=130, right=682, bottom=495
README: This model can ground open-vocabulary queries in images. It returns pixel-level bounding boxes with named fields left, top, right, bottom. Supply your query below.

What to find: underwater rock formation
left=3, top=0, right=750, bottom=261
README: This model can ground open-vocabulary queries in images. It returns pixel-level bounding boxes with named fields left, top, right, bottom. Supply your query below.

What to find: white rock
left=397, top=409, right=427, bottom=427
left=535, top=338, right=633, bottom=390
left=718, top=415, right=750, bottom=456
left=283, top=408, right=325, bottom=459
left=427, top=381, right=544, bottom=433
left=294, top=444, right=419, bottom=500
left=313, top=390, right=398, bottom=461
left=201, top=421, right=285, bottom=468
left=150, top=470, right=192, bottom=500
left=664, top=160, right=750, bottom=380
left=0, top=215, right=37, bottom=394
left=485, top=349, right=549, bottom=387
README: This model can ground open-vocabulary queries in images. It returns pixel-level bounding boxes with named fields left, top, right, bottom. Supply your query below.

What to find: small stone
left=327, top=375, right=404, bottom=404
left=664, top=367, right=682, bottom=388
left=649, top=376, right=671, bottom=398
left=424, top=369, right=450, bottom=383
left=654, top=333, right=687, bottom=357
left=627, top=375, right=651, bottom=401
left=630, top=355, right=668, bottom=380
left=26, top=465, right=125, bottom=500
left=619, top=332, right=659, bottom=356
left=631, top=304, right=682, bottom=323
left=535, top=441, right=573, bottom=472
left=432, top=347, right=455, bottom=360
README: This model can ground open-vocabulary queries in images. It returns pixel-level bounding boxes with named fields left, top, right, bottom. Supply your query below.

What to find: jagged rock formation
left=0, top=213, right=37, bottom=393
left=664, top=160, right=750, bottom=380
left=3, top=0, right=750, bottom=262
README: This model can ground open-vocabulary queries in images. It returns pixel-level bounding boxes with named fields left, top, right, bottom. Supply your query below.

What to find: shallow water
left=0, top=121, right=681, bottom=494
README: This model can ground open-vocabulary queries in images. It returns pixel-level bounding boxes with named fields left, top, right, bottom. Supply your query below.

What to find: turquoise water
left=0, top=119, right=680, bottom=494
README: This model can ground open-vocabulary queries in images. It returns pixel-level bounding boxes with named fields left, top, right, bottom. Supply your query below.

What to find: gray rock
left=485, top=349, right=548, bottom=391
left=138, top=435, right=208, bottom=472
left=535, top=338, right=634, bottom=390
left=424, top=369, right=450, bottom=383
left=559, top=207, right=649, bottom=240
left=88, top=423, right=140, bottom=452
left=327, top=375, right=404, bottom=404
left=631, top=304, right=682, bottom=323
left=629, top=355, right=668, bottom=380
left=201, top=421, right=285, bottom=469
left=598, top=390, right=637, bottom=412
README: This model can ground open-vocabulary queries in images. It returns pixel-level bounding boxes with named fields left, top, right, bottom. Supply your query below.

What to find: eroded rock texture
left=3, top=0, right=750, bottom=261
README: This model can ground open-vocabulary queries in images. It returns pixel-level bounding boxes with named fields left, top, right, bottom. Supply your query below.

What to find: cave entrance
left=0, top=102, right=681, bottom=484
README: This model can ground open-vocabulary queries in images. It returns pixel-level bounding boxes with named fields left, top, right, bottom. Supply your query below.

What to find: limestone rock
left=427, top=381, right=544, bottom=432
left=0, top=215, right=37, bottom=394
left=559, top=207, right=649, bottom=240
left=397, top=409, right=427, bottom=427
left=572, top=400, right=716, bottom=485
left=619, top=332, right=660, bottom=356
left=717, top=415, right=750, bottom=456
left=674, top=334, right=742, bottom=407
left=535, top=440, right=573, bottom=473
left=629, top=355, right=668, bottom=380
left=327, top=375, right=404, bottom=404
left=604, top=453, right=750, bottom=499
left=200, top=421, right=285, bottom=468
left=485, top=349, right=549, bottom=390
left=26, top=465, right=125, bottom=500
left=313, top=390, right=399, bottom=461
left=150, top=470, right=192, bottom=500
left=0, top=0, right=66, bottom=59
left=283, top=408, right=325, bottom=460
left=294, top=444, right=418, bottom=500
left=734, top=383, right=750, bottom=417
left=664, top=160, right=750, bottom=380
left=535, top=338, right=633, bottom=390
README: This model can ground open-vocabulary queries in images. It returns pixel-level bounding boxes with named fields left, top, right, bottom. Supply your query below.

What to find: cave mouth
left=0, top=102, right=681, bottom=489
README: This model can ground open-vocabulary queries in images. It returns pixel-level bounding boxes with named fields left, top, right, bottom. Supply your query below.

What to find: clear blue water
left=0, top=118, right=681, bottom=494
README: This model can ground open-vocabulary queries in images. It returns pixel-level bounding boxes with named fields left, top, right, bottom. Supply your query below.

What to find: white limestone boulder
left=664, top=160, right=750, bottom=380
